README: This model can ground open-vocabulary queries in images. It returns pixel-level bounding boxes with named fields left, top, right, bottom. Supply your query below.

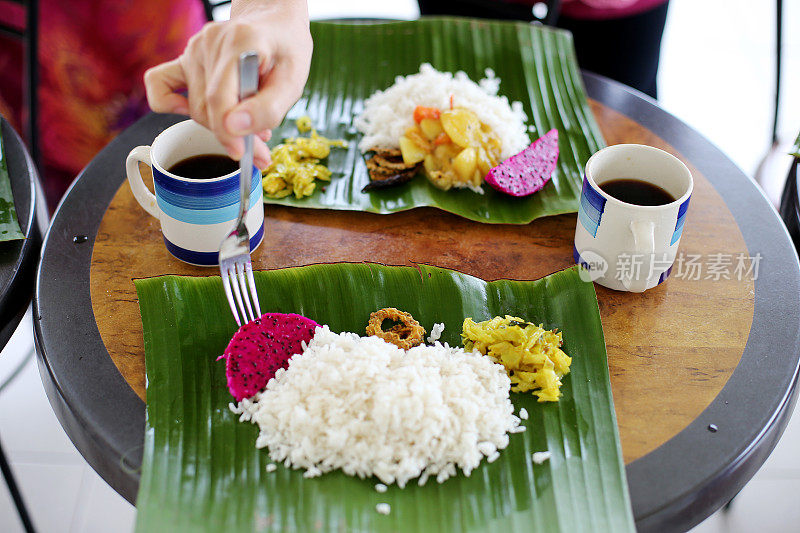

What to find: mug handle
left=125, top=145, right=160, bottom=219
left=627, top=220, right=655, bottom=293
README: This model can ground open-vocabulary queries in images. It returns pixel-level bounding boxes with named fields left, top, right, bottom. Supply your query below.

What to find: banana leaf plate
left=134, top=264, right=634, bottom=532
left=264, top=18, right=605, bottom=224
left=0, top=128, right=24, bottom=241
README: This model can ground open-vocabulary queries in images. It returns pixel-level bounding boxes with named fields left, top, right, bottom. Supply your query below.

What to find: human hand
left=144, top=0, right=312, bottom=169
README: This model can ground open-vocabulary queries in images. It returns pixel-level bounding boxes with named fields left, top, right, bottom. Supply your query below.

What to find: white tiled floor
left=0, top=310, right=137, bottom=532
left=1, top=1, right=798, bottom=532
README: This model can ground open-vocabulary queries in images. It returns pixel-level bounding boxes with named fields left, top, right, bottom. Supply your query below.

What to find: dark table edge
left=33, top=123, right=149, bottom=503
left=637, top=364, right=799, bottom=533
left=32, top=72, right=800, bottom=531
left=32, top=173, right=143, bottom=497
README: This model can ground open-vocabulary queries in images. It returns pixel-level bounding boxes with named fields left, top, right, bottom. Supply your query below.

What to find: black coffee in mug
left=168, top=154, right=238, bottom=180
left=599, top=178, right=675, bottom=206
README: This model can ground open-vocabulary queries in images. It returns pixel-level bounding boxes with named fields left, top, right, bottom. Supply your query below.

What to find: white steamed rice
left=532, top=451, right=552, bottom=464
left=355, top=63, right=530, bottom=160
left=426, top=322, right=445, bottom=344
left=231, top=326, right=520, bottom=488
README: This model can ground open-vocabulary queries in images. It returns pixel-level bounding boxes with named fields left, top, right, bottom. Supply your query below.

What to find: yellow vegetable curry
left=262, top=117, right=347, bottom=200
left=462, top=315, right=572, bottom=402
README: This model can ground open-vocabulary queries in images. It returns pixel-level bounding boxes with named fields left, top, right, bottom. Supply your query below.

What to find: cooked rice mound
left=355, top=63, right=530, bottom=160
left=231, top=326, right=521, bottom=488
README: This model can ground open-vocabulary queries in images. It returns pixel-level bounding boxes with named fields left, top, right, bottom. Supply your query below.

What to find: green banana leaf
left=0, top=129, right=24, bottom=241
left=134, top=264, right=633, bottom=532
left=791, top=130, right=799, bottom=158
left=264, top=18, right=605, bottom=224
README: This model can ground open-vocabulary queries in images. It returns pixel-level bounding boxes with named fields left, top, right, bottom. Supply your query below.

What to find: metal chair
left=0, top=116, right=44, bottom=533
left=768, top=0, right=782, bottom=150
left=0, top=5, right=40, bottom=531
left=754, top=0, right=784, bottom=192
left=0, top=368, right=36, bottom=533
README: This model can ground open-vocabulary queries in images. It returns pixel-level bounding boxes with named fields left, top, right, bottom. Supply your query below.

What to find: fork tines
left=220, top=257, right=261, bottom=327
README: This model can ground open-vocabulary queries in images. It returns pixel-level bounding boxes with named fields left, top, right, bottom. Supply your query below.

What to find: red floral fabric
left=0, top=1, right=205, bottom=205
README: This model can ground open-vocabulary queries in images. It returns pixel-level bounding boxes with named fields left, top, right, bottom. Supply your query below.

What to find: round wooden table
left=33, top=74, right=800, bottom=532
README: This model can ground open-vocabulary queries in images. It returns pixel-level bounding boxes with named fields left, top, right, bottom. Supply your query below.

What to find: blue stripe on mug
left=579, top=193, right=604, bottom=224
left=154, top=167, right=260, bottom=210
left=671, top=218, right=686, bottom=246
left=156, top=186, right=241, bottom=210
left=153, top=166, right=238, bottom=195
left=670, top=195, right=691, bottom=245
left=677, top=196, right=690, bottom=219
left=157, top=187, right=261, bottom=225
left=163, top=221, right=265, bottom=266
left=658, top=265, right=673, bottom=285
left=582, top=176, right=606, bottom=211
left=578, top=176, right=606, bottom=237
left=153, top=165, right=259, bottom=196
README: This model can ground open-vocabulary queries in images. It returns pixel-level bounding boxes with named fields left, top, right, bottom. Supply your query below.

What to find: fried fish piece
left=361, top=168, right=419, bottom=192
left=363, top=148, right=421, bottom=192
left=370, top=152, right=414, bottom=171
left=366, top=307, right=426, bottom=350
left=366, top=156, right=401, bottom=178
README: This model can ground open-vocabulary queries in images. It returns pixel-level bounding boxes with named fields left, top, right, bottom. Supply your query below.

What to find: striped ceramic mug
left=574, top=144, right=693, bottom=292
left=125, top=120, right=264, bottom=266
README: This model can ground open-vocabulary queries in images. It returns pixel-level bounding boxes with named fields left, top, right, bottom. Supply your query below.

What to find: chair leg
left=24, top=0, right=41, bottom=172
left=201, top=0, right=213, bottom=21
left=0, top=436, right=36, bottom=533
left=772, top=0, right=782, bottom=144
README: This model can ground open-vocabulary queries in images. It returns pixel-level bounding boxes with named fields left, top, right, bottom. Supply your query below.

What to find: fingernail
left=227, top=111, right=252, bottom=134
left=255, top=156, right=271, bottom=170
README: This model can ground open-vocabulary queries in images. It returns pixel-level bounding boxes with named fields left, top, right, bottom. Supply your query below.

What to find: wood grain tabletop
left=89, top=100, right=754, bottom=465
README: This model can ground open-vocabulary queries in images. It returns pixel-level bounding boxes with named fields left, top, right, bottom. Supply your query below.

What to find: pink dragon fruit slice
left=219, top=313, right=320, bottom=401
left=485, top=128, right=559, bottom=197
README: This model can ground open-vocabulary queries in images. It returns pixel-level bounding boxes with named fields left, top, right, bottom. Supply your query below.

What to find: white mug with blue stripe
left=125, top=120, right=264, bottom=266
left=574, top=144, right=693, bottom=292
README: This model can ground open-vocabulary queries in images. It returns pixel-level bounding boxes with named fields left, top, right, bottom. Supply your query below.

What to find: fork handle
left=237, top=51, right=260, bottom=224
left=239, top=51, right=260, bottom=100
left=239, top=133, right=253, bottom=223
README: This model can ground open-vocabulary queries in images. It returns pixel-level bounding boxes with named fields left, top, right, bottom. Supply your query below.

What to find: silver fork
left=219, top=51, right=261, bottom=326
